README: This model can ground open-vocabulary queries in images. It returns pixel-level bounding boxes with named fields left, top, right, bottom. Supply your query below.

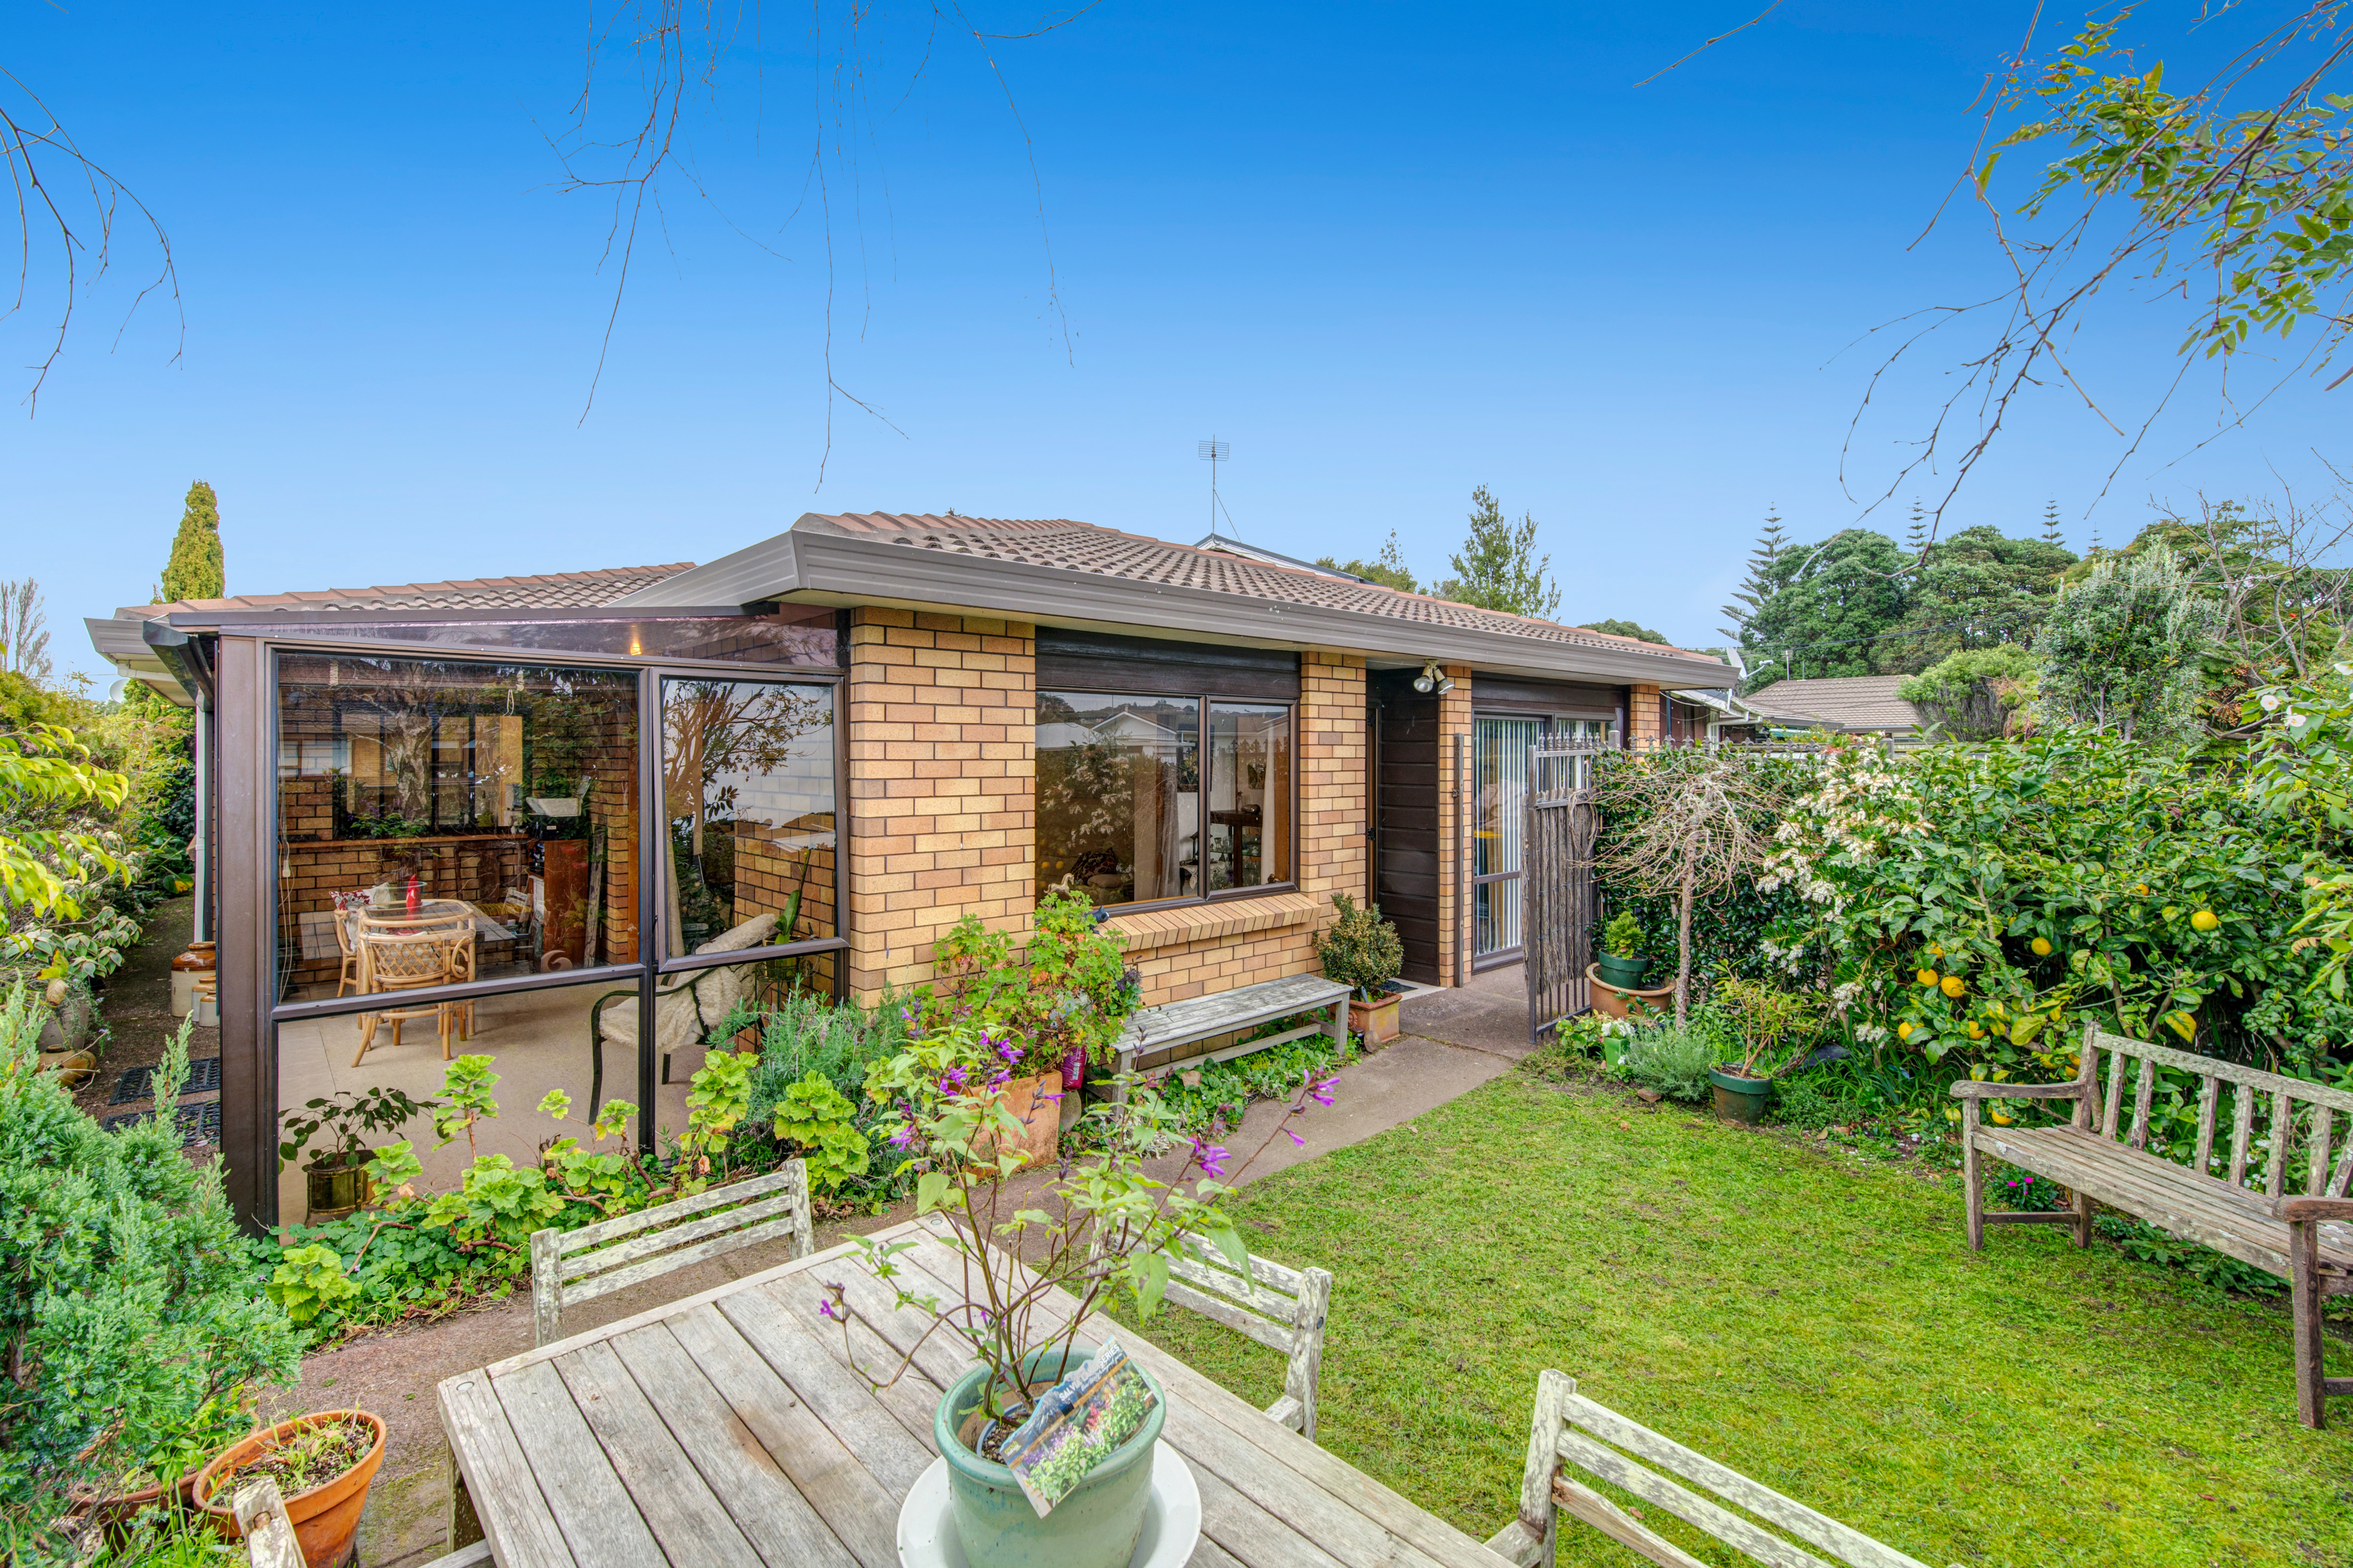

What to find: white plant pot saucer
left=896, top=1443, right=1201, bottom=1568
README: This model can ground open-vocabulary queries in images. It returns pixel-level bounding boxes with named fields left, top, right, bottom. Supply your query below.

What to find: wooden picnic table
left=438, top=1215, right=1511, bottom=1568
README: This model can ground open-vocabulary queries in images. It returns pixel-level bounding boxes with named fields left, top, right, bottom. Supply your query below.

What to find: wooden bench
left=1487, top=1370, right=1958, bottom=1568
left=1110, top=973, right=1350, bottom=1104
left=1957, top=1025, right=2353, bottom=1428
left=528, top=1158, right=813, bottom=1346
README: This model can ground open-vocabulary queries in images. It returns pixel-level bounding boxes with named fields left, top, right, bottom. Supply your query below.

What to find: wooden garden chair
left=1092, top=1224, right=1333, bottom=1441
left=1488, top=1370, right=1960, bottom=1568
left=528, top=1159, right=813, bottom=1345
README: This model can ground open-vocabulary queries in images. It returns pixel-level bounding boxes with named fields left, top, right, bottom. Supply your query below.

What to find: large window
left=274, top=654, right=642, bottom=1001
left=1037, top=690, right=1291, bottom=908
left=662, top=676, right=837, bottom=970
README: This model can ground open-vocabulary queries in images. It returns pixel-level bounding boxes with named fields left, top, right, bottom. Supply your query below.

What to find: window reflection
left=274, top=654, right=640, bottom=1002
left=661, top=678, right=837, bottom=957
left=1037, top=692, right=1201, bottom=906
left=1206, top=702, right=1291, bottom=892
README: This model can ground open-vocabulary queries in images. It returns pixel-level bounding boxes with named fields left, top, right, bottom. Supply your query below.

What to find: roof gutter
left=613, top=527, right=1728, bottom=688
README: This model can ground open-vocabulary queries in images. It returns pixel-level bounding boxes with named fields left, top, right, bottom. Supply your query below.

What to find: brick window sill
left=1105, top=891, right=1322, bottom=953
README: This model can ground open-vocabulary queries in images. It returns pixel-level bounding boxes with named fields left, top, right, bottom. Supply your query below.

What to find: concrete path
left=280, top=969, right=1537, bottom=1566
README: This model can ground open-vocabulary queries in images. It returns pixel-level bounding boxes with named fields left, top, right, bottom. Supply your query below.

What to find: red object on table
left=405, top=874, right=420, bottom=915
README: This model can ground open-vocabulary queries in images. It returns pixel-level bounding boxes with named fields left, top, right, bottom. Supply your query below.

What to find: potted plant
left=1594, top=910, right=1649, bottom=988
left=1317, top=893, right=1406, bottom=1044
left=924, top=887, right=1140, bottom=1118
left=83, top=1389, right=258, bottom=1545
left=832, top=1022, right=1334, bottom=1568
left=1705, top=975, right=1822, bottom=1124
left=277, top=1087, right=441, bottom=1221
left=193, top=1410, right=387, bottom=1567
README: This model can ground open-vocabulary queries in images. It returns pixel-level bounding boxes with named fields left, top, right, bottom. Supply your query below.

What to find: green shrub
left=1619, top=1022, right=1719, bottom=1103
left=1601, top=910, right=1643, bottom=959
left=1317, top=893, right=1404, bottom=1000
left=0, top=989, right=300, bottom=1503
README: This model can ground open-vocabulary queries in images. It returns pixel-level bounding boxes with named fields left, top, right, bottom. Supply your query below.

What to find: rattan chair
left=356, top=907, right=479, bottom=1039
left=352, top=930, right=464, bottom=1067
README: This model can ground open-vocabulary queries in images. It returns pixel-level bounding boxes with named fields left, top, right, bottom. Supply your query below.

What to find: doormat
left=97, top=1100, right=221, bottom=1147
left=109, top=1056, right=223, bottom=1104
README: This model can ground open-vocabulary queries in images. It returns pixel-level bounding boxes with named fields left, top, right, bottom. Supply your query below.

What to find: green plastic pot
left=1708, top=1065, right=1771, bottom=1124
left=936, top=1344, right=1166, bottom=1568
left=1593, top=952, right=1650, bottom=989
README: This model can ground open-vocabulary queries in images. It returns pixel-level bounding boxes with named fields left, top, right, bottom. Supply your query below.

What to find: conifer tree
left=1718, top=511, right=1789, bottom=641
left=159, top=481, right=224, bottom=604
left=2042, top=500, right=2066, bottom=547
left=1435, top=487, right=1560, bottom=617
left=1904, top=500, right=1928, bottom=557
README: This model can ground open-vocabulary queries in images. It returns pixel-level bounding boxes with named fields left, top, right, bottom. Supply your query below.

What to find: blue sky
left=11, top=2, right=2347, bottom=679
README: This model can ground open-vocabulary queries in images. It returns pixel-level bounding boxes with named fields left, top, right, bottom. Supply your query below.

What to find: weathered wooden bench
left=528, top=1158, right=813, bottom=1346
left=1110, top=972, right=1350, bottom=1104
left=1957, top=1025, right=2353, bottom=1428
left=1488, top=1370, right=1958, bottom=1568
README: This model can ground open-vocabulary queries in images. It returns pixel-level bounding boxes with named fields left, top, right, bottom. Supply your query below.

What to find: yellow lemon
left=1941, top=974, right=1967, bottom=998
left=2135, top=883, right=2150, bottom=895
left=2030, top=937, right=2053, bottom=956
left=1928, top=943, right=1944, bottom=957
left=1917, top=968, right=1940, bottom=987
left=1966, top=1021, right=1985, bottom=1039
left=1897, top=1021, right=1915, bottom=1040
left=2191, top=908, right=2220, bottom=932
left=1990, top=1110, right=2014, bottom=1126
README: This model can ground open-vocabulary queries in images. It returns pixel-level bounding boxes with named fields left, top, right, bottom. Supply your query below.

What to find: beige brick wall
left=845, top=609, right=1035, bottom=999
left=1433, top=664, right=1473, bottom=988
left=1628, top=682, right=1664, bottom=747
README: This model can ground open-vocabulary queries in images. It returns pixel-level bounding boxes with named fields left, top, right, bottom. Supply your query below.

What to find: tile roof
left=121, top=563, right=696, bottom=620
left=802, top=512, right=1709, bottom=660
left=1739, top=675, right=1922, bottom=732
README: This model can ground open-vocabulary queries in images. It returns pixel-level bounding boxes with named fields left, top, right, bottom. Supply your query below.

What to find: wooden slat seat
left=1111, top=973, right=1350, bottom=1103
left=1487, top=1370, right=1958, bottom=1568
left=1956, top=1026, right=2353, bottom=1428
left=1083, top=1215, right=1334, bottom=1440
left=529, top=1159, right=812, bottom=1346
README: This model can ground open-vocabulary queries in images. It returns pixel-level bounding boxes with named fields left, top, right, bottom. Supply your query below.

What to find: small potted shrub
left=278, top=1086, right=440, bottom=1221
left=1318, top=893, right=1406, bottom=1044
left=1594, top=910, right=1649, bottom=988
left=1706, top=975, right=1822, bottom=1124
left=194, top=1410, right=387, bottom=1567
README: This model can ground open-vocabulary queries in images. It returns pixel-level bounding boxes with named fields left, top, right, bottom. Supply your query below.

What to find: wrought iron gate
left=1522, top=740, right=1606, bottom=1042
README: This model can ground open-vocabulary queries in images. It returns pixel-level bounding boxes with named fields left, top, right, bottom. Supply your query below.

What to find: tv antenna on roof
left=1199, top=437, right=1236, bottom=539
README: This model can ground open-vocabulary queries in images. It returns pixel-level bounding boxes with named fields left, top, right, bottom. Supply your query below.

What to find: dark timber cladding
left=1371, top=668, right=1443, bottom=984
left=1033, top=627, right=1300, bottom=700
left=1468, top=672, right=1623, bottom=715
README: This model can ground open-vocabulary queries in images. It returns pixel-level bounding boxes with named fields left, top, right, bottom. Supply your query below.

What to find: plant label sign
left=1000, top=1340, right=1159, bottom=1517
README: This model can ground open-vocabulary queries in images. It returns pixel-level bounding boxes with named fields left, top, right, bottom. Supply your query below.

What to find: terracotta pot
left=976, top=1070, right=1064, bottom=1170
left=195, top=1411, right=386, bottom=1568
left=1348, top=994, right=1402, bottom=1045
left=1585, top=964, right=1675, bottom=1025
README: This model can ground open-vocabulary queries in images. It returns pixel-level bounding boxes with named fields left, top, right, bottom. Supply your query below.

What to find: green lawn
left=1110, top=1073, right=2353, bottom=1568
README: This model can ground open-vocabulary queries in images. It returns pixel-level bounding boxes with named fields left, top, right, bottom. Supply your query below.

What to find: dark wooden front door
left=1371, top=670, right=1443, bottom=984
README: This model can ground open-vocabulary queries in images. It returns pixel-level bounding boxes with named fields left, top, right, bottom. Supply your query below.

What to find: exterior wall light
left=1413, top=660, right=1454, bottom=695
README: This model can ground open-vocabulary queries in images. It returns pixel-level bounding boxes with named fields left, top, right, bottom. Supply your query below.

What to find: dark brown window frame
left=1035, top=682, right=1302, bottom=917
left=234, top=631, right=850, bottom=1225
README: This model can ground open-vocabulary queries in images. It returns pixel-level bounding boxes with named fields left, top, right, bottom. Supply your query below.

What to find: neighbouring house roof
left=613, top=512, right=1730, bottom=686
left=1738, top=675, right=1922, bottom=734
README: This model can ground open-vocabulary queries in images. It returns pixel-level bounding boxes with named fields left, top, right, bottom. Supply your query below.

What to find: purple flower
left=1308, top=1076, right=1337, bottom=1108
left=1284, top=1127, right=1306, bottom=1148
left=818, top=1281, right=848, bottom=1322
left=888, top=1124, right=915, bottom=1150
left=1190, top=1137, right=1232, bottom=1178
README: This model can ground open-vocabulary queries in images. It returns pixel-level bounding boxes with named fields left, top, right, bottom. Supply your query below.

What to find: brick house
left=90, top=512, right=1727, bottom=1226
